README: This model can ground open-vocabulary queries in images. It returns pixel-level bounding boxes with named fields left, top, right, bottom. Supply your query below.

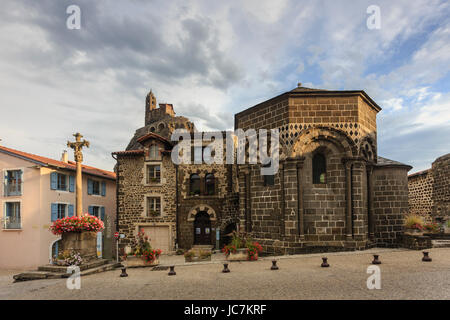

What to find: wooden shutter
left=50, top=172, right=57, bottom=190
left=51, top=203, right=58, bottom=221
left=101, top=182, right=106, bottom=197
left=87, top=179, right=93, bottom=195
left=69, top=176, right=75, bottom=193
left=3, top=171, right=7, bottom=196
left=68, top=204, right=74, bottom=217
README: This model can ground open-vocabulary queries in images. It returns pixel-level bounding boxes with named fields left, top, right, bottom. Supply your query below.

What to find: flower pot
left=125, top=256, right=159, bottom=268
left=185, top=255, right=211, bottom=263
left=226, top=248, right=248, bottom=261
left=404, top=228, right=423, bottom=236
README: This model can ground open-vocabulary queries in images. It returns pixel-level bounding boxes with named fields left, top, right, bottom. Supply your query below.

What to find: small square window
left=5, top=170, right=22, bottom=196
left=147, top=197, right=161, bottom=217
left=147, top=165, right=161, bottom=184
left=92, top=181, right=100, bottom=195
left=57, top=203, right=67, bottom=219
left=57, top=173, right=67, bottom=191
left=4, top=202, right=21, bottom=229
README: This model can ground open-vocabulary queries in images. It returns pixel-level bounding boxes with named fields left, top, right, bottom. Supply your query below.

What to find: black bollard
left=372, top=254, right=381, bottom=265
left=422, top=251, right=432, bottom=262
left=321, top=257, right=330, bottom=268
left=168, top=265, right=176, bottom=276
left=222, top=263, right=230, bottom=273
left=120, top=267, right=128, bottom=277
left=271, top=260, right=279, bottom=270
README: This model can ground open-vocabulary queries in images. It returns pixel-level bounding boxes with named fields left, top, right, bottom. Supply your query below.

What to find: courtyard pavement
left=1, top=247, right=450, bottom=300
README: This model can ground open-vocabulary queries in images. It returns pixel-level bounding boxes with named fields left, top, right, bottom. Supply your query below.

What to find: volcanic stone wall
left=373, top=166, right=410, bottom=247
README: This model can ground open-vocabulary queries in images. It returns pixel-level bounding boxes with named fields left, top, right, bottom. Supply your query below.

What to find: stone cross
left=67, top=133, right=90, bottom=217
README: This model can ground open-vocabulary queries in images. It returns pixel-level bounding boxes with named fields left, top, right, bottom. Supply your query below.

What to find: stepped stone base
left=13, top=259, right=121, bottom=282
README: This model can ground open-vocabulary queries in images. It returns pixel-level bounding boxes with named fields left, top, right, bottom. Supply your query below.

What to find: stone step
left=38, top=259, right=110, bottom=273
left=432, top=240, right=450, bottom=248
left=13, top=261, right=121, bottom=282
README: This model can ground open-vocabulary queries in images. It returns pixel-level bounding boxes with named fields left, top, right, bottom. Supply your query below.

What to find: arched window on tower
left=205, top=173, right=215, bottom=195
left=190, top=174, right=201, bottom=196
left=312, top=153, right=326, bottom=184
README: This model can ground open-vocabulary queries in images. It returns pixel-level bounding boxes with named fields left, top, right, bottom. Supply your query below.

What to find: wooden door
left=194, top=211, right=211, bottom=245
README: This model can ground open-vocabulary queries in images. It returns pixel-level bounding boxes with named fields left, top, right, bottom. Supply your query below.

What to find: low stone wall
left=401, top=233, right=432, bottom=250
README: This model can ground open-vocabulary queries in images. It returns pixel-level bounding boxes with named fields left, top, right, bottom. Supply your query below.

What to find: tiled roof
left=136, top=132, right=172, bottom=145
left=111, top=149, right=145, bottom=156
left=0, top=145, right=116, bottom=180
left=377, top=156, right=412, bottom=169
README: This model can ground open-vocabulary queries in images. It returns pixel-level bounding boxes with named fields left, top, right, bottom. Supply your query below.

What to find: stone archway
left=290, top=126, right=356, bottom=158
left=187, top=204, right=217, bottom=222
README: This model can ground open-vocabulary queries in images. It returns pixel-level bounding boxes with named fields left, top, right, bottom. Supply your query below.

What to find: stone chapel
left=113, top=84, right=412, bottom=255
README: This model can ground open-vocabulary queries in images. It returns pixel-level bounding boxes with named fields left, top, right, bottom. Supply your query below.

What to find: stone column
left=367, top=165, right=375, bottom=240
left=237, top=168, right=248, bottom=232
left=344, top=160, right=353, bottom=240
left=280, top=163, right=285, bottom=237
left=283, top=159, right=300, bottom=239
left=296, top=159, right=305, bottom=240
left=351, top=161, right=366, bottom=241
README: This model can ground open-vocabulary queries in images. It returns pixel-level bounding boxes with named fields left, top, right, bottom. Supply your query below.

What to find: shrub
left=128, top=229, right=162, bottom=263
left=424, top=222, right=440, bottom=233
left=404, top=214, right=424, bottom=229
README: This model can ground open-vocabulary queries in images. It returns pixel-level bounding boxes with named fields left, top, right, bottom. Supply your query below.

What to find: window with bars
left=4, top=202, right=21, bottom=229
left=147, top=165, right=161, bottom=184
left=147, top=197, right=161, bottom=217
left=57, top=203, right=67, bottom=219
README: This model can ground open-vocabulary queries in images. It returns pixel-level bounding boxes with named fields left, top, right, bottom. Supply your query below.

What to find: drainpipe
left=111, top=154, right=119, bottom=232
left=175, top=164, right=179, bottom=250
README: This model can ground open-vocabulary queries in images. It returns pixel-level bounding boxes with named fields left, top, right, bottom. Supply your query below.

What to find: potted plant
left=123, top=229, right=162, bottom=267
left=423, top=222, right=440, bottom=234
left=404, top=214, right=424, bottom=235
left=148, top=209, right=160, bottom=217
left=222, top=231, right=263, bottom=261
left=53, top=249, right=83, bottom=266
left=49, top=214, right=104, bottom=261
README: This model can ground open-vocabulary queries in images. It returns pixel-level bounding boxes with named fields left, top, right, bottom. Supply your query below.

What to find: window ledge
left=3, top=228, right=22, bottom=231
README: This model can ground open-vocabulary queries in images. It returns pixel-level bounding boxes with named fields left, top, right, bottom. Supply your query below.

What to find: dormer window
left=149, top=145, right=159, bottom=159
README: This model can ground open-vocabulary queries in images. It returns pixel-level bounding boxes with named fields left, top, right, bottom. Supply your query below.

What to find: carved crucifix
left=67, top=133, right=90, bottom=217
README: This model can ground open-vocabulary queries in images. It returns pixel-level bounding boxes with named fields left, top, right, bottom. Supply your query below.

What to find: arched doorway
left=194, top=211, right=211, bottom=245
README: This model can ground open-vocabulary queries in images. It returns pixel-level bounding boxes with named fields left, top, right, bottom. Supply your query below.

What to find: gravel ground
left=1, top=248, right=450, bottom=300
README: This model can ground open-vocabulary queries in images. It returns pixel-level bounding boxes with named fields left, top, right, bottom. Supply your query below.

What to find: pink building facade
left=0, top=146, right=116, bottom=269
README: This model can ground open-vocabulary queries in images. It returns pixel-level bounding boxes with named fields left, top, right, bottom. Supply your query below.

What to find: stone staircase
left=13, top=259, right=121, bottom=282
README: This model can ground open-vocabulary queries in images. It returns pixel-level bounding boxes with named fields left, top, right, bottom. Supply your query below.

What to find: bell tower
left=145, top=90, right=157, bottom=125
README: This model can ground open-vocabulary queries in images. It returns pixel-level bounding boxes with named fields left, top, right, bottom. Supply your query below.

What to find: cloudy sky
left=0, top=0, right=449, bottom=173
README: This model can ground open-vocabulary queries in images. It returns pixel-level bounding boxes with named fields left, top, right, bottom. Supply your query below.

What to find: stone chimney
left=61, top=150, right=69, bottom=163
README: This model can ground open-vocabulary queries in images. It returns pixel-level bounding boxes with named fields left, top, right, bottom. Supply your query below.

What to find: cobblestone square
left=2, top=248, right=450, bottom=300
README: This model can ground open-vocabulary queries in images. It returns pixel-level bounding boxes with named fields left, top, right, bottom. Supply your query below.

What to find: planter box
left=404, top=229, right=424, bottom=236
left=444, top=227, right=450, bottom=234
left=60, top=231, right=97, bottom=261
left=226, top=248, right=249, bottom=261
left=124, top=256, right=159, bottom=268
left=185, top=255, right=211, bottom=263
